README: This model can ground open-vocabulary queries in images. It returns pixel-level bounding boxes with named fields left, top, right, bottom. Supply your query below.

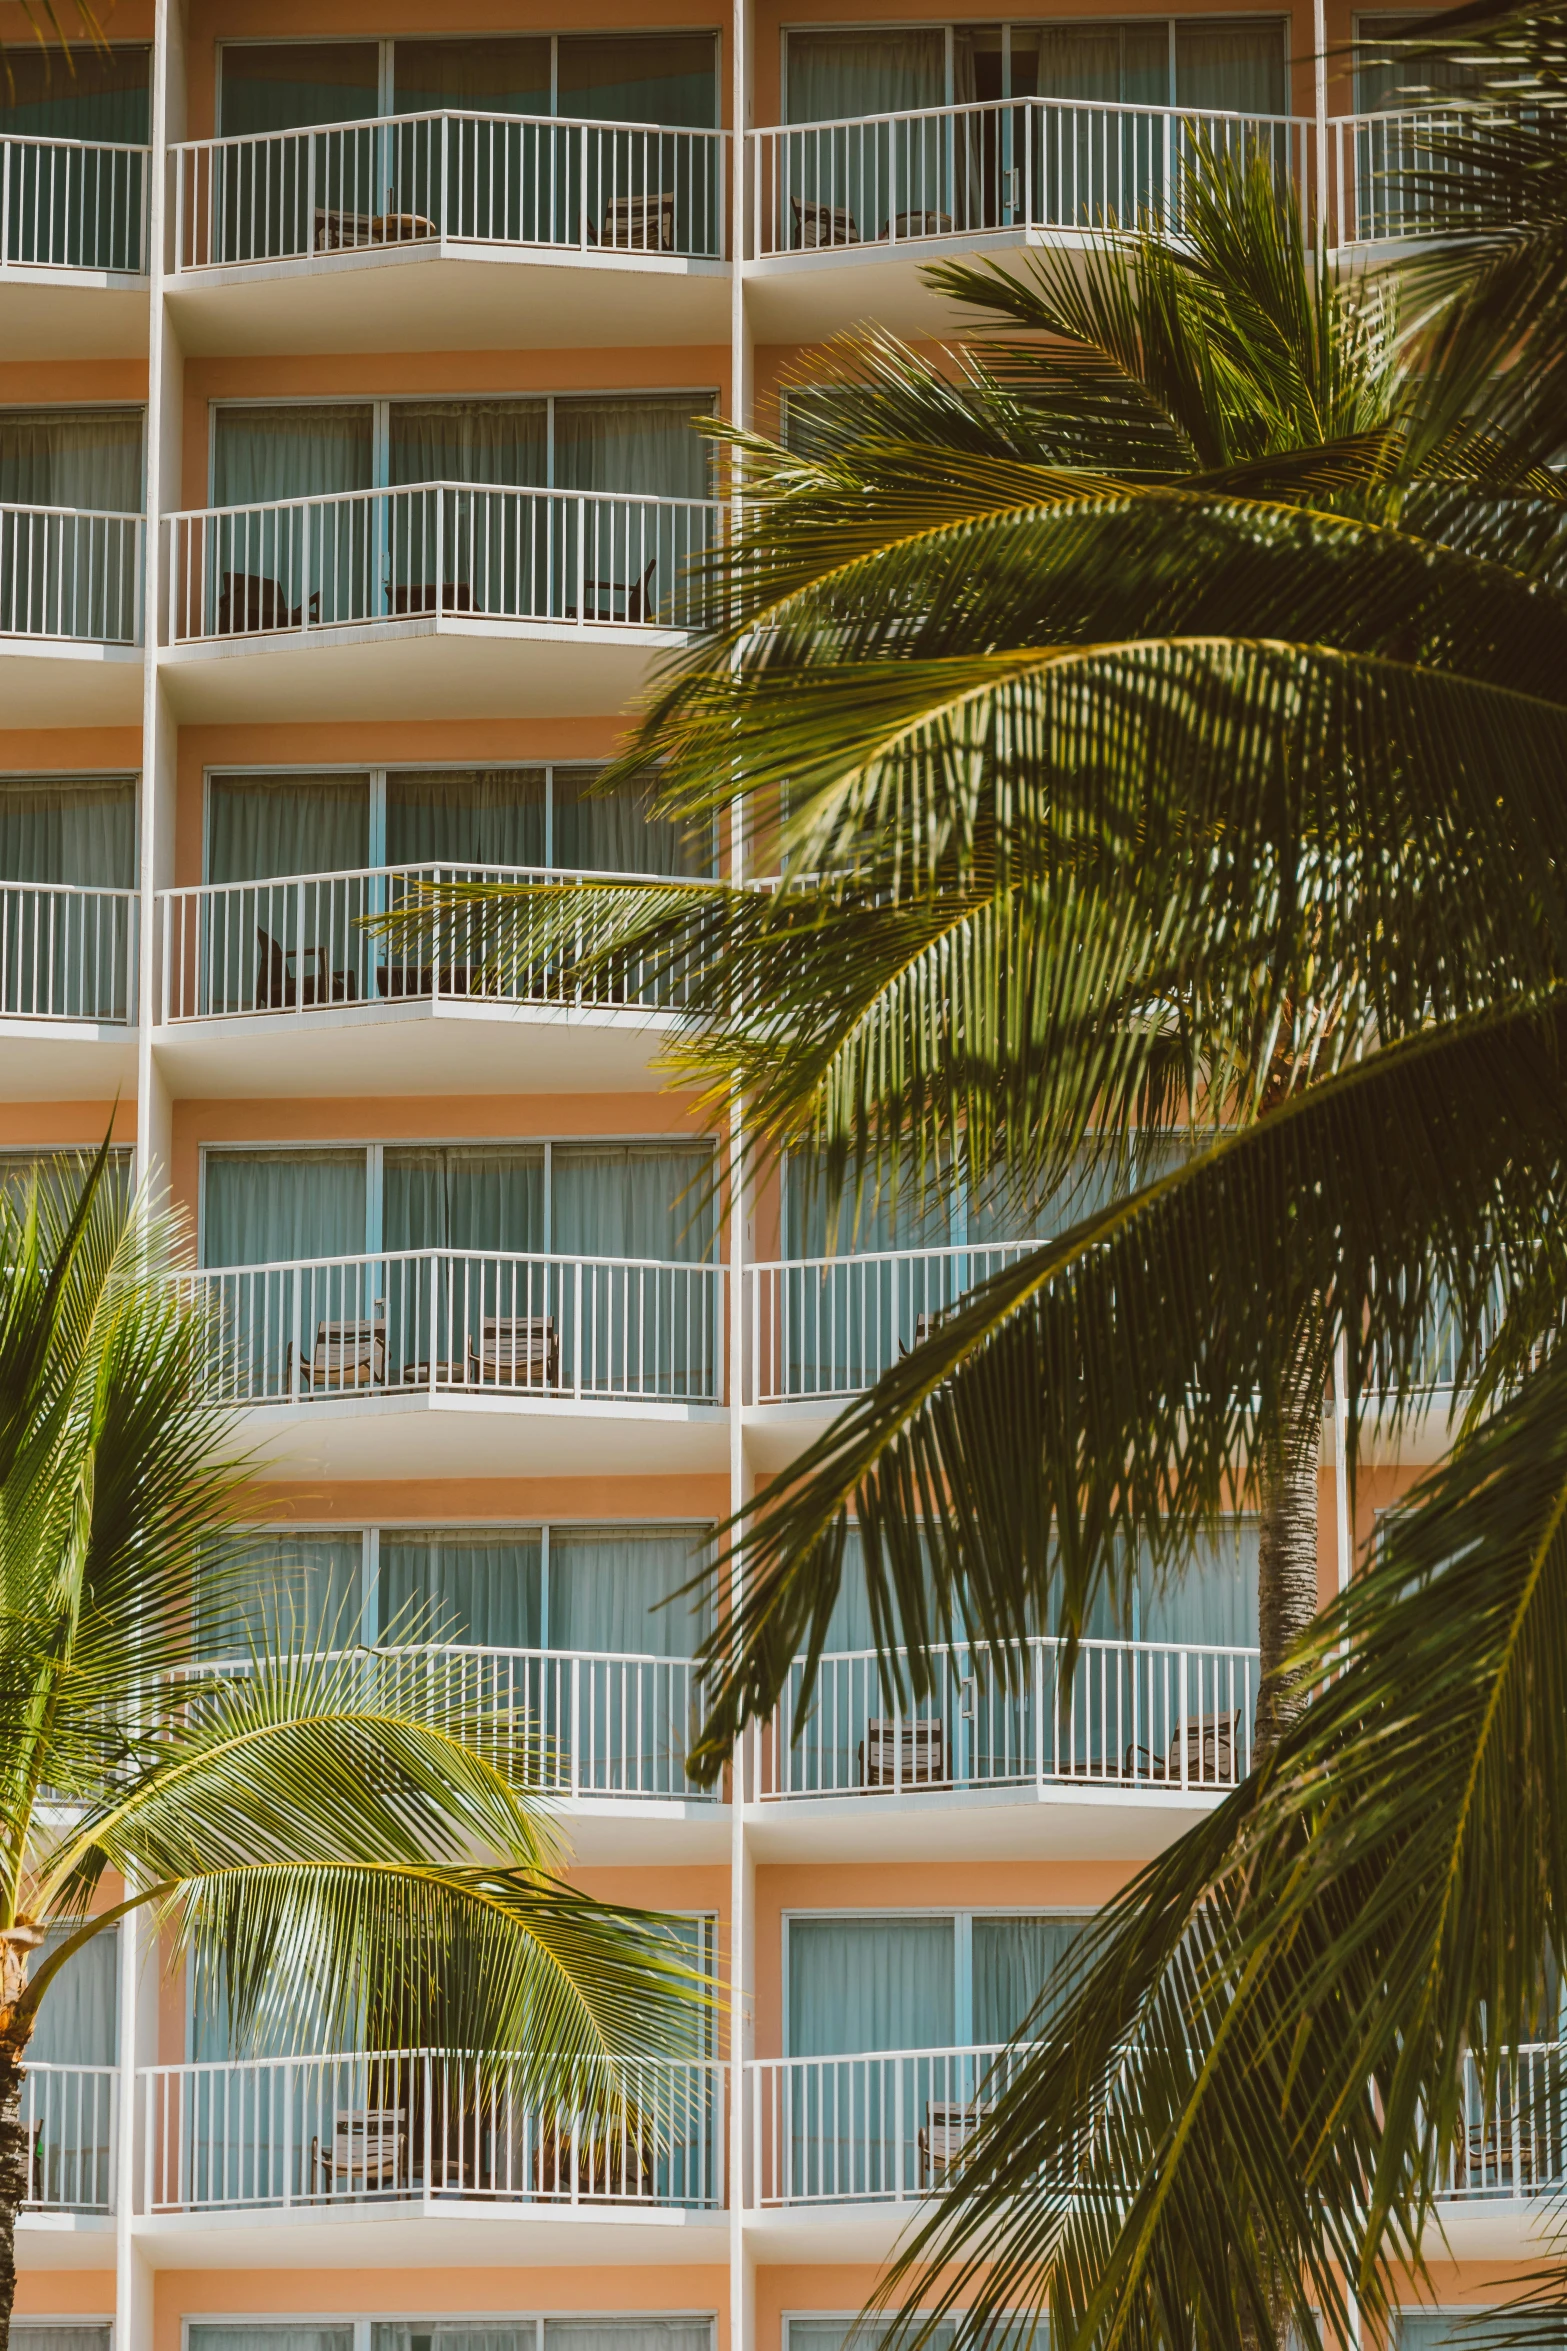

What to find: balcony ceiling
left=0, top=640, right=144, bottom=725
left=129, top=2201, right=730, bottom=2272
left=0, top=1026, right=138, bottom=1101
left=0, top=273, right=150, bottom=359
left=165, top=245, right=732, bottom=357
left=235, top=1391, right=732, bottom=1481
left=157, top=618, right=673, bottom=723
left=151, top=998, right=681, bottom=1098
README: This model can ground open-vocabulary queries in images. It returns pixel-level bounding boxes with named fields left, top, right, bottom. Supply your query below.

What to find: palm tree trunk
left=0, top=1924, right=44, bottom=2351
left=1253, top=1356, right=1323, bottom=1770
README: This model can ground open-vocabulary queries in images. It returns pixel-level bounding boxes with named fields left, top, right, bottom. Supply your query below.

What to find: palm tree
left=0, top=1142, right=707, bottom=2343
left=379, top=80, right=1567, bottom=2351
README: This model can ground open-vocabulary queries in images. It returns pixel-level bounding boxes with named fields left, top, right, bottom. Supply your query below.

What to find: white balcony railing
left=747, top=1244, right=1035, bottom=1404
left=760, top=1635, right=1256, bottom=1800
left=1, top=133, right=149, bottom=273
left=195, top=1643, right=716, bottom=1803
left=1439, top=2043, right=1567, bottom=2198
left=155, top=863, right=705, bottom=1023
left=753, top=2042, right=1033, bottom=2205
left=0, top=882, right=137, bottom=1023
left=1332, top=108, right=1492, bottom=245
left=172, top=111, right=728, bottom=271
left=144, top=2048, right=725, bottom=2214
left=166, top=484, right=719, bottom=647
left=0, top=504, right=144, bottom=644
left=22, top=2061, right=118, bottom=2213
left=190, top=1247, right=726, bottom=1408
left=752, top=95, right=1310, bottom=257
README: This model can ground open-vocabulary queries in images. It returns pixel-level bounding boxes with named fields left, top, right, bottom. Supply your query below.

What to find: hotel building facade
left=0, top=11, right=1511, bottom=2351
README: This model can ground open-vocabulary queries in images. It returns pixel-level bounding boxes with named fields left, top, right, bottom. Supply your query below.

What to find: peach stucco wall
left=153, top=2268, right=731, bottom=2351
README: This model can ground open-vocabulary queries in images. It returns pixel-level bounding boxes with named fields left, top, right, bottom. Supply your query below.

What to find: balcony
left=1331, top=108, right=1479, bottom=247
left=19, top=2061, right=117, bottom=2238
left=0, top=502, right=144, bottom=720
left=140, top=2048, right=727, bottom=2261
left=746, top=97, right=1310, bottom=339
left=0, top=133, right=150, bottom=358
left=152, top=864, right=700, bottom=1096
left=166, top=114, right=731, bottom=356
left=160, top=484, right=719, bottom=722
left=190, top=1246, right=729, bottom=1478
left=0, top=880, right=139, bottom=1098
left=751, top=1635, right=1256, bottom=1862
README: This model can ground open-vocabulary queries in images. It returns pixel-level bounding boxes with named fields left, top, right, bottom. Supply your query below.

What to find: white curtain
left=386, top=768, right=546, bottom=869
left=550, top=1142, right=715, bottom=1261
left=29, top=1924, right=117, bottom=2065
left=972, top=1915, right=1090, bottom=2044
left=0, top=775, right=136, bottom=1017
left=202, top=1150, right=370, bottom=1395
left=192, top=2332, right=353, bottom=2351
left=554, top=396, right=713, bottom=498
left=546, top=2326, right=713, bottom=2351
left=203, top=772, right=371, bottom=1012
left=389, top=399, right=548, bottom=487
left=1397, top=2324, right=1470, bottom=2351
left=0, top=1148, right=131, bottom=1217
left=213, top=406, right=373, bottom=506
left=0, top=409, right=142, bottom=640
left=1137, top=1519, right=1260, bottom=1647
left=788, top=1915, right=954, bottom=2055
left=210, top=406, right=375, bottom=627
left=382, top=1146, right=544, bottom=1369
left=11, top=2332, right=111, bottom=2351
left=0, top=775, right=135, bottom=887
left=1174, top=20, right=1288, bottom=114
left=548, top=1524, right=712, bottom=1656
left=206, top=772, right=369, bottom=883
left=376, top=2332, right=533, bottom=2351
left=379, top=1528, right=542, bottom=1648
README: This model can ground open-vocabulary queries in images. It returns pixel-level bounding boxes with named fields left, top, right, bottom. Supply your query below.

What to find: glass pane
left=29, top=1924, right=118, bottom=2065
left=972, top=1914, right=1090, bottom=2042
left=379, top=1527, right=542, bottom=1648
left=548, top=1524, right=713, bottom=1656
left=0, top=47, right=150, bottom=142
left=553, top=395, right=714, bottom=499
left=558, top=35, right=719, bottom=128
left=392, top=38, right=550, bottom=115
left=377, top=2331, right=534, bottom=2351
left=0, top=1148, right=131, bottom=1218
left=204, top=1531, right=364, bottom=1655
left=218, top=43, right=380, bottom=137
left=382, top=1146, right=544, bottom=1253
left=1354, top=12, right=1489, bottom=107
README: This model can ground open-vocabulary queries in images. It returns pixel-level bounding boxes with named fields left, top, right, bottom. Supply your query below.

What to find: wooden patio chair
left=860, top=1716, right=947, bottom=1788
left=919, top=2097, right=991, bottom=2184
left=478, top=1315, right=560, bottom=1388
left=566, top=556, right=658, bottom=624
left=313, top=206, right=436, bottom=250
left=287, top=1317, right=386, bottom=1394
left=1124, top=1708, right=1241, bottom=1786
left=600, top=190, right=677, bottom=251
left=791, top=195, right=861, bottom=246
left=310, top=2105, right=407, bottom=2195
left=216, top=573, right=321, bottom=636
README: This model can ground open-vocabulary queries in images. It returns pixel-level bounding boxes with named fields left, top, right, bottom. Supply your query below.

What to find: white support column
left=114, top=1888, right=157, bottom=2351
left=135, top=0, right=184, bottom=1198
left=1334, top=1328, right=1352, bottom=1598
left=1313, top=0, right=1330, bottom=248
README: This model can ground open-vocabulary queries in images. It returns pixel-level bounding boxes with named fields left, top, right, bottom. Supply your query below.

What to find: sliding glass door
left=0, top=774, right=135, bottom=1018
left=202, top=1150, right=370, bottom=1397
left=203, top=770, right=371, bottom=1015
left=209, top=404, right=375, bottom=632
left=215, top=42, right=381, bottom=262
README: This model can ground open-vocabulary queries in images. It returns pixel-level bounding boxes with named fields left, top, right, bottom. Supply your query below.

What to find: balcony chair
left=533, top=2119, right=654, bottom=2200
left=314, top=206, right=437, bottom=251
left=920, top=2097, right=991, bottom=2184
left=566, top=556, right=657, bottom=625
left=600, top=190, right=677, bottom=251
left=286, top=1317, right=387, bottom=1394
left=390, top=581, right=475, bottom=615
left=216, top=574, right=322, bottom=635
left=791, top=195, right=861, bottom=246
left=1124, top=1707, right=1241, bottom=1786
left=478, top=1315, right=560, bottom=1388
left=860, top=1716, right=947, bottom=1788
left=255, top=928, right=358, bottom=1010
left=310, top=2106, right=407, bottom=2196
left=883, top=208, right=955, bottom=239
left=374, top=960, right=482, bottom=998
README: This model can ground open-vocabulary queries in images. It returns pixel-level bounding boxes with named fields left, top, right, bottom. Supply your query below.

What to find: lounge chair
left=314, top=206, right=436, bottom=250
left=1125, top=1708, right=1241, bottom=1786
left=310, top=2106, right=407, bottom=2195
left=791, top=195, right=861, bottom=247
left=216, top=573, right=322, bottom=635
left=600, top=190, right=677, bottom=251
left=287, top=1317, right=386, bottom=1394
left=883, top=208, right=954, bottom=239
left=920, top=2098, right=990, bottom=2183
left=478, top=1315, right=559, bottom=1388
left=860, top=1716, right=947, bottom=1788
left=566, top=556, right=657, bottom=624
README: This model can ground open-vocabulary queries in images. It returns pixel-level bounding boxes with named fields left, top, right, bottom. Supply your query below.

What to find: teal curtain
left=1019, top=23, right=1172, bottom=229
left=972, top=1915, right=1089, bottom=2043
left=553, top=765, right=712, bottom=877
left=0, top=48, right=149, bottom=272
left=552, top=397, right=714, bottom=630
left=387, top=400, right=548, bottom=616
left=968, top=1148, right=1120, bottom=1246
left=548, top=1525, right=711, bottom=1656
left=203, top=1150, right=369, bottom=1398
left=11, top=2333, right=111, bottom=2351
left=0, top=408, right=142, bottom=641
left=556, top=36, right=720, bottom=253
left=1355, top=13, right=1487, bottom=107
left=192, top=2332, right=351, bottom=2351
left=202, top=771, right=370, bottom=1015
left=390, top=43, right=552, bottom=243
left=30, top=1924, right=117, bottom=2065
left=0, top=45, right=149, bottom=141
left=789, top=1916, right=954, bottom=2056
left=784, top=32, right=947, bottom=245
left=218, top=44, right=379, bottom=136
left=0, top=774, right=135, bottom=1019
left=376, top=2332, right=530, bottom=2351
left=393, top=40, right=550, bottom=115
left=1137, top=1520, right=1260, bottom=1647
left=210, top=406, right=375, bottom=629
left=781, top=1150, right=954, bottom=1396
left=544, top=2327, right=713, bottom=2351
left=555, top=395, right=712, bottom=498
left=787, top=31, right=945, bottom=123
left=0, top=1148, right=131, bottom=1217
left=559, top=36, right=718, bottom=127
left=550, top=1142, right=717, bottom=1396
left=1175, top=19, right=1287, bottom=113
left=1398, top=2324, right=1472, bottom=2351
left=386, top=767, right=546, bottom=869
left=205, top=1531, right=364, bottom=1656
left=378, top=1527, right=542, bottom=1648
left=383, top=1145, right=544, bottom=1374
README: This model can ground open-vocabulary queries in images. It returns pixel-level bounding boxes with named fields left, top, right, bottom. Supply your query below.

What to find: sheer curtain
left=0, top=46, right=150, bottom=140
left=218, top=45, right=379, bottom=136
left=202, top=771, right=370, bottom=1014
left=788, top=1916, right=954, bottom=2055
left=378, top=1527, right=542, bottom=1648
left=1137, top=1520, right=1260, bottom=1647
left=1027, top=25, right=1172, bottom=228
left=387, top=399, right=548, bottom=614
left=558, top=36, right=719, bottom=125
left=393, top=39, right=551, bottom=113
left=211, top=405, right=375, bottom=627
left=11, top=2332, right=111, bottom=2351
left=782, top=1150, right=954, bottom=1397
left=545, top=2326, right=713, bottom=2351
left=0, top=1148, right=131, bottom=1217
left=0, top=48, right=150, bottom=271
left=548, top=1525, right=711, bottom=1655
left=0, top=774, right=135, bottom=1017
left=1175, top=20, right=1288, bottom=114
left=0, top=408, right=142, bottom=511
left=786, top=31, right=945, bottom=123
left=206, top=772, right=370, bottom=882
left=552, top=764, right=711, bottom=877
left=30, top=1925, right=118, bottom=2065
left=386, top=768, right=546, bottom=869
left=972, top=1914, right=1090, bottom=2043
left=0, top=408, right=142, bottom=640
left=192, top=2330, right=352, bottom=2351
left=383, top=1145, right=544, bottom=1371
left=556, top=36, right=720, bottom=253
left=550, top=1143, right=717, bottom=1396
left=555, top=395, right=712, bottom=498
left=202, top=1150, right=369, bottom=1395
left=785, top=31, right=947, bottom=247
left=204, top=1531, right=365, bottom=1656
left=553, top=398, right=713, bottom=628
left=375, top=2331, right=533, bottom=2351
